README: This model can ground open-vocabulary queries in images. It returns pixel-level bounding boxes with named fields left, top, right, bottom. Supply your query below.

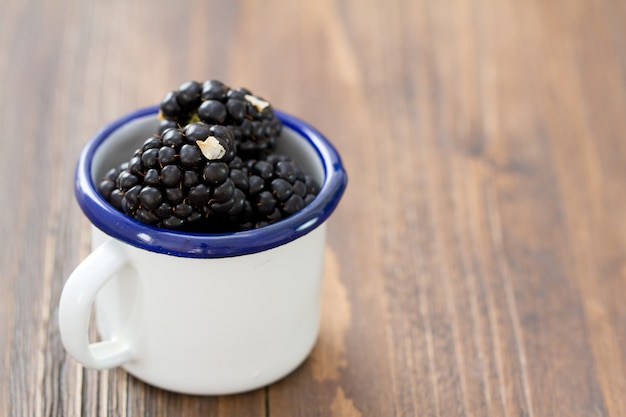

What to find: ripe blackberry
left=237, top=153, right=320, bottom=228
left=158, top=80, right=282, bottom=158
left=97, top=122, right=244, bottom=230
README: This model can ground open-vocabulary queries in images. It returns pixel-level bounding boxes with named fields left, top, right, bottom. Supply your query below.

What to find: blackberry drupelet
left=157, top=80, right=282, bottom=158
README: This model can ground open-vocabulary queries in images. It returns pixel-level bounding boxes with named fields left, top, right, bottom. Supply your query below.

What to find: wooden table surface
left=2, top=0, right=626, bottom=415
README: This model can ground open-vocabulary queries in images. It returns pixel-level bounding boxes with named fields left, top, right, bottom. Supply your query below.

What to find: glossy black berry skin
left=98, top=179, right=115, bottom=200
left=177, top=81, right=202, bottom=110
left=202, top=80, right=228, bottom=101
left=180, top=144, right=203, bottom=168
left=159, top=91, right=182, bottom=119
left=198, top=100, right=227, bottom=124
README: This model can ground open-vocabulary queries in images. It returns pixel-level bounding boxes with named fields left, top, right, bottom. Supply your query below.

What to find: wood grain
left=2, top=0, right=626, bottom=415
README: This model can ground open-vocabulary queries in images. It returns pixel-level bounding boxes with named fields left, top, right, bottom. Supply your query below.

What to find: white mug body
left=92, top=225, right=325, bottom=395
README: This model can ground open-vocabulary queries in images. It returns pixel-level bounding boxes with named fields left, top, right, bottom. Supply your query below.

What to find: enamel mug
left=58, top=106, right=347, bottom=395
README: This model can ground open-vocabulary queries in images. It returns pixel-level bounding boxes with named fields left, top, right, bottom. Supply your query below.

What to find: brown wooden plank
left=2, top=0, right=626, bottom=415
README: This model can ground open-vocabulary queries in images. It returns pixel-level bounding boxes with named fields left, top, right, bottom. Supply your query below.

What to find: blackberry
left=236, top=153, right=320, bottom=228
left=97, top=122, right=244, bottom=230
left=158, top=80, right=282, bottom=158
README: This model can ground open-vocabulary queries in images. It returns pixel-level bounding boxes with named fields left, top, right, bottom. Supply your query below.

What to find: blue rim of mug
left=75, top=105, right=347, bottom=258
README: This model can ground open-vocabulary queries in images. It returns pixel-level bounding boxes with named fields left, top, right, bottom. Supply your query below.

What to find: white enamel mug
left=59, top=106, right=347, bottom=395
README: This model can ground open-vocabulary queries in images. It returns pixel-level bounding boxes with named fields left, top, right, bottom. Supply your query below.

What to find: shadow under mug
left=59, top=106, right=347, bottom=395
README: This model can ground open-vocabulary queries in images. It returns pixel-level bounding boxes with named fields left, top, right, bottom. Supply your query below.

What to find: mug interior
left=76, top=106, right=346, bottom=258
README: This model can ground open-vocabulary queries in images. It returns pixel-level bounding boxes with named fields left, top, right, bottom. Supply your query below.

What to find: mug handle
left=59, top=239, right=133, bottom=369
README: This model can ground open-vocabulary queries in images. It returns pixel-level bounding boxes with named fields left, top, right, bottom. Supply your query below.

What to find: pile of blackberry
left=97, top=81, right=320, bottom=232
